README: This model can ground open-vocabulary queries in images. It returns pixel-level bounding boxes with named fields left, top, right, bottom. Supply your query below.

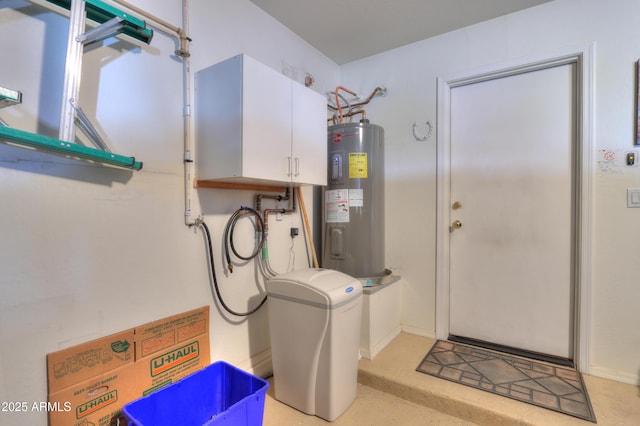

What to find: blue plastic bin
left=123, top=361, right=269, bottom=426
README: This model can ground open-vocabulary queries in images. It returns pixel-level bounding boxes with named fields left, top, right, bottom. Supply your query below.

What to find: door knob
left=451, top=220, right=463, bottom=230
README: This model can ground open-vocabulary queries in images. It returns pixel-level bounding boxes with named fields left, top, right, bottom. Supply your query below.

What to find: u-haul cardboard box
left=135, top=305, right=209, bottom=360
left=47, top=329, right=134, bottom=394
left=134, top=306, right=210, bottom=396
left=135, top=335, right=210, bottom=396
left=48, top=363, right=137, bottom=426
left=47, top=328, right=136, bottom=425
left=47, top=306, right=210, bottom=426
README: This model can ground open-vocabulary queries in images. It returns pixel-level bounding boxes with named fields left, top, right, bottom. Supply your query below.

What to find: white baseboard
left=400, top=324, right=435, bottom=339
left=588, top=365, right=639, bottom=386
left=360, top=325, right=402, bottom=360
left=237, top=348, right=273, bottom=379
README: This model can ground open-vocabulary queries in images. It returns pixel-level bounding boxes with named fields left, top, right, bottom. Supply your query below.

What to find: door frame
left=435, top=45, right=595, bottom=372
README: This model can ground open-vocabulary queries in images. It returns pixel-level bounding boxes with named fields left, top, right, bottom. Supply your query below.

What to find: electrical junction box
left=625, top=151, right=638, bottom=167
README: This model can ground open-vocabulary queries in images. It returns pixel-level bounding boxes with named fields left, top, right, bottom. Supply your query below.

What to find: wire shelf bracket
left=0, top=0, right=154, bottom=170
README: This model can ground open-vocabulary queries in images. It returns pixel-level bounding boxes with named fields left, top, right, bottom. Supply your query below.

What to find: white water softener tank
left=323, top=121, right=385, bottom=278
left=266, top=269, right=362, bottom=421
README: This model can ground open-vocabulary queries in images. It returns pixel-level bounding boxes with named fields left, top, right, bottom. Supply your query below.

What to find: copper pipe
left=257, top=193, right=284, bottom=214
left=257, top=186, right=296, bottom=233
left=327, top=86, right=385, bottom=111
left=328, top=109, right=366, bottom=124
left=350, top=86, right=385, bottom=108
left=334, top=86, right=358, bottom=124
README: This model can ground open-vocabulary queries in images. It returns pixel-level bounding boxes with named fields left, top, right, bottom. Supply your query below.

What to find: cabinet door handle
left=287, top=156, right=292, bottom=176
left=294, top=157, right=300, bottom=176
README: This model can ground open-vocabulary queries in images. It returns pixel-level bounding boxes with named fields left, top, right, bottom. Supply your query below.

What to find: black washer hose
left=223, top=206, right=265, bottom=272
left=199, top=214, right=267, bottom=317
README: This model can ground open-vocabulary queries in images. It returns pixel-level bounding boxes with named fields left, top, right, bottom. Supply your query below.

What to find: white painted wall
left=0, top=0, right=338, bottom=424
left=2, top=1, right=639, bottom=423
left=340, top=0, right=640, bottom=385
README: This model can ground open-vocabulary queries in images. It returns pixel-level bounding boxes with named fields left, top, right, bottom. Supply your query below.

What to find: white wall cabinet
left=195, top=54, right=327, bottom=186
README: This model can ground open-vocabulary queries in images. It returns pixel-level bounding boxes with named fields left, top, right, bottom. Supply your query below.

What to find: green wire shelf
left=0, top=126, right=143, bottom=170
left=48, top=0, right=153, bottom=44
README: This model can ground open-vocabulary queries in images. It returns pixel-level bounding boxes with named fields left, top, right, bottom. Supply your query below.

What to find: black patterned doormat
left=416, top=340, right=596, bottom=422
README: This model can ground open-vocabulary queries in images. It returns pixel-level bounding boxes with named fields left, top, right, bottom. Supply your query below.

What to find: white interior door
left=448, top=63, right=576, bottom=360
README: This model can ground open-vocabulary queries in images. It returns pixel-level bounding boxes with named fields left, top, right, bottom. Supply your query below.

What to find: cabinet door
left=242, top=56, right=292, bottom=183
left=291, top=83, right=327, bottom=185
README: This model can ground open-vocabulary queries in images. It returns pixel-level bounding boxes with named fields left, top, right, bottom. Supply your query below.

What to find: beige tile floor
left=263, top=382, right=475, bottom=425
left=264, top=333, right=640, bottom=425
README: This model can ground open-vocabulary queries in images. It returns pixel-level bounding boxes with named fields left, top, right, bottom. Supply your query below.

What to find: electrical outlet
left=627, top=188, right=640, bottom=208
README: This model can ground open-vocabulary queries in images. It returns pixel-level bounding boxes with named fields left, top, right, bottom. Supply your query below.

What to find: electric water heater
left=323, top=120, right=385, bottom=279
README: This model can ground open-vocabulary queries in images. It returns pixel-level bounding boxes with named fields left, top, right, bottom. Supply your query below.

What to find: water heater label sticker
left=325, top=189, right=350, bottom=223
left=349, top=189, right=364, bottom=207
left=349, top=152, right=368, bottom=178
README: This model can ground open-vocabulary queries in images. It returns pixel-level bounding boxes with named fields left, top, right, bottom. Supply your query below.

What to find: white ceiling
left=249, top=0, right=554, bottom=64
